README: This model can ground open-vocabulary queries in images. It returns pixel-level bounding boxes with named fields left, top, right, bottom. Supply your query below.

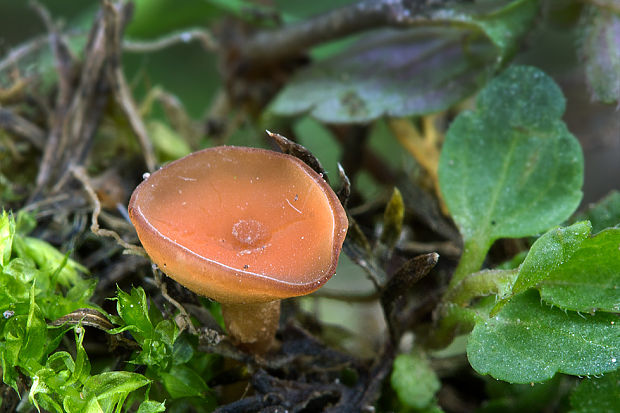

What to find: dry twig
left=152, top=269, right=198, bottom=335
left=241, top=0, right=463, bottom=61
left=103, top=0, right=157, bottom=173
left=0, top=107, right=46, bottom=149
left=70, top=165, right=145, bottom=256
left=123, top=28, right=218, bottom=53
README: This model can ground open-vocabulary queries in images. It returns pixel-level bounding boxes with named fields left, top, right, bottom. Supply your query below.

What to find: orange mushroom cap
left=128, top=146, right=348, bottom=304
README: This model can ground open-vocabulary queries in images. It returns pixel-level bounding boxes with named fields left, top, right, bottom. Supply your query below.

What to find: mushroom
left=128, top=146, right=348, bottom=353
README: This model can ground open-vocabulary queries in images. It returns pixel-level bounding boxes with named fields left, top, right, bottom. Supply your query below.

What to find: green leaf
left=1, top=259, right=35, bottom=305
left=578, top=5, right=620, bottom=104
left=71, top=325, right=91, bottom=386
left=3, top=257, right=40, bottom=287
left=539, top=228, right=620, bottom=313
left=132, top=321, right=177, bottom=370
left=576, top=190, right=620, bottom=233
left=467, top=290, right=620, bottom=383
left=172, top=334, right=194, bottom=365
left=45, top=352, right=76, bottom=392
left=160, top=364, right=209, bottom=398
left=13, top=236, right=87, bottom=286
left=269, top=0, right=538, bottom=123
left=439, top=65, right=584, bottom=284
left=115, top=287, right=154, bottom=343
left=440, top=65, right=583, bottom=241
left=136, top=400, right=167, bottom=413
left=147, top=120, right=191, bottom=162
left=34, top=391, right=65, bottom=413
left=512, top=221, right=592, bottom=294
left=0, top=318, right=21, bottom=389
left=15, top=211, right=37, bottom=235
left=0, top=211, right=14, bottom=267
left=154, top=319, right=178, bottom=347
left=569, top=370, right=620, bottom=413
left=21, top=284, right=47, bottom=367
left=29, top=373, right=57, bottom=413
left=380, top=187, right=405, bottom=250
left=391, top=352, right=441, bottom=410
left=81, top=371, right=151, bottom=407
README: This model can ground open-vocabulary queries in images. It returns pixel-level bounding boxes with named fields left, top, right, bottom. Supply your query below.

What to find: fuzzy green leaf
left=539, top=228, right=620, bottom=313
left=512, top=221, right=592, bottom=295
left=391, top=352, right=441, bottom=409
left=569, top=370, right=620, bottom=413
left=468, top=290, right=620, bottom=383
left=439, top=65, right=583, bottom=246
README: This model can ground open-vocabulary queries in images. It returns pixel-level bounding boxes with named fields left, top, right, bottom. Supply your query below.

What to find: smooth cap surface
left=129, top=146, right=348, bottom=304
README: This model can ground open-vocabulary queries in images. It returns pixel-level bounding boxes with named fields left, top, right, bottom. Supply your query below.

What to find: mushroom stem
left=220, top=300, right=281, bottom=354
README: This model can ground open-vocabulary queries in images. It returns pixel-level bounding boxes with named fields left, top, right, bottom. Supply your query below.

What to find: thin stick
left=70, top=165, right=146, bottom=256
left=123, top=28, right=218, bottom=53
left=103, top=1, right=157, bottom=173
left=0, top=107, right=46, bottom=149
left=153, top=269, right=198, bottom=335
left=240, top=0, right=462, bottom=61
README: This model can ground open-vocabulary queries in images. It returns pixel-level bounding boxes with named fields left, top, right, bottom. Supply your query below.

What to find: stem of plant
left=447, top=238, right=491, bottom=292
left=444, top=268, right=519, bottom=306
left=426, top=304, right=481, bottom=348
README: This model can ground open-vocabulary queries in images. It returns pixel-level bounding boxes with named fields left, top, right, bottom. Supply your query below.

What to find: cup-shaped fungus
left=128, top=146, right=348, bottom=353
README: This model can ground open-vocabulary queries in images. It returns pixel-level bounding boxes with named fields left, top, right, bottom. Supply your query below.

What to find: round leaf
left=439, top=66, right=584, bottom=244
left=391, top=353, right=441, bottom=409
left=467, top=290, right=620, bottom=383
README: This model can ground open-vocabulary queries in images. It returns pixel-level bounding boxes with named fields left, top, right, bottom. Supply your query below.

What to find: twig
left=103, top=1, right=157, bottom=172
left=0, top=107, right=46, bottom=149
left=31, top=0, right=76, bottom=191
left=399, top=239, right=461, bottom=257
left=139, top=86, right=202, bottom=149
left=153, top=269, right=198, bottom=335
left=241, top=0, right=459, bottom=61
left=70, top=165, right=145, bottom=256
left=203, top=88, right=247, bottom=146
left=0, top=34, right=48, bottom=73
left=30, top=0, right=74, bottom=104
left=356, top=341, right=396, bottom=412
left=123, top=28, right=218, bottom=53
